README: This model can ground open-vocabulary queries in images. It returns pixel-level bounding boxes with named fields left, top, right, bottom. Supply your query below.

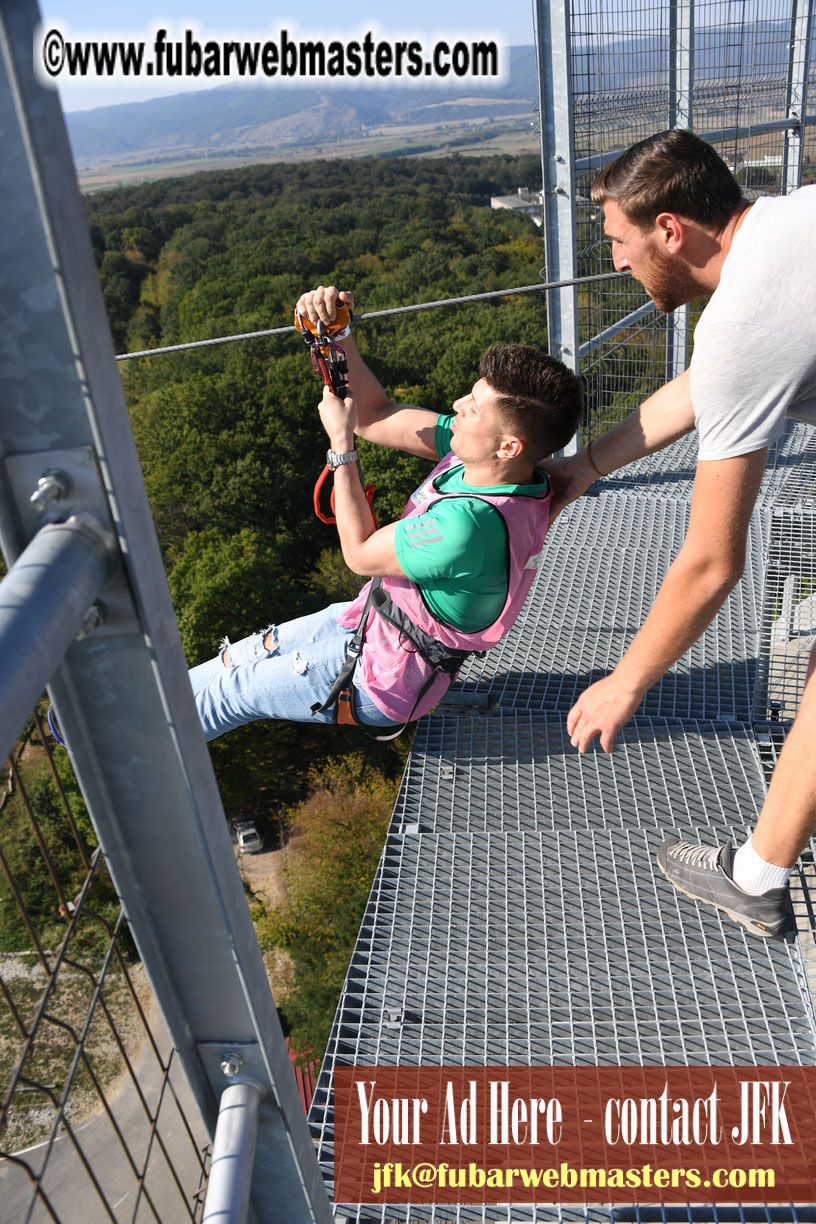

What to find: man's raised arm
left=317, top=385, right=407, bottom=578
left=295, top=284, right=440, bottom=459
left=544, top=369, right=696, bottom=517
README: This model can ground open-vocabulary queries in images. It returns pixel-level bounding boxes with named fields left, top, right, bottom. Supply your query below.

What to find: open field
left=76, top=115, right=538, bottom=191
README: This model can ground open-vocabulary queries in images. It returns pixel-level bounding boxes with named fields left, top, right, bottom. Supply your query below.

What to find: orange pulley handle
left=297, top=301, right=378, bottom=526
left=293, top=301, right=352, bottom=342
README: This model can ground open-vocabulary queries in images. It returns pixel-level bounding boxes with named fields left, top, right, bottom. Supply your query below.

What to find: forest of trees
left=0, top=153, right=661, bottom=1057
left=79, top=154, right=573, bottom=1052
left=88, top=155, right=559, bottom=811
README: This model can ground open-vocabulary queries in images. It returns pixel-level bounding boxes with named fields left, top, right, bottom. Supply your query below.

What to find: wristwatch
left=326, top=447, right=359, bottom=471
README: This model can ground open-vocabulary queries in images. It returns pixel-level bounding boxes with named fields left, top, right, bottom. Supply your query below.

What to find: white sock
left=732, top=837, right=792, bottom=895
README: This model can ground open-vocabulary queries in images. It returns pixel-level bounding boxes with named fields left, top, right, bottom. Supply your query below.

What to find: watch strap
left=326, top=447, right=359, bottom=471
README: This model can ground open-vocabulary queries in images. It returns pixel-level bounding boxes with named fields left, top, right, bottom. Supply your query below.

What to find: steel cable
left=115, top=271, right=630, bottom=361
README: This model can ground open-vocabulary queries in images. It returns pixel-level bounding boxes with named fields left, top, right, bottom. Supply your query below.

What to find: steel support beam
left=534, top=0, right=580, bottom=454
left=666, top=0, right=694, bottom=384
left=0, top=4, right=331, bottom=1221
left=668, top=0, right=694, bottom=134
left=782, top=0, right=815, bottom=194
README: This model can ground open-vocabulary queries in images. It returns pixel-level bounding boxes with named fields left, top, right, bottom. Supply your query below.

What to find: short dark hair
left=478, top=344, right=583, bottom=459
left=591, top=129, right=743, bottom=230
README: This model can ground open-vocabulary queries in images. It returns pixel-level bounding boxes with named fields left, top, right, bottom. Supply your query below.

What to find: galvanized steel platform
left=595, top=420, right=816, bottom=509
left=308, top=425, right=816, bottom=1222
left=453, top=498, right=768, bottom=722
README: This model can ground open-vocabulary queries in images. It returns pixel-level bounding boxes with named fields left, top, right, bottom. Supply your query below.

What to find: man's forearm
left=566, top=447, right=765, bottom=754
left=589, top=369, right=695, bottom=476
left=325, top=421, right=377, bottom=567
left=340, top=334, right=393, bottom=428
left=545, top=370, right=697, bottom=517
left=566, top=546, right=742, bottom=753
left=614, top=445, right=763, bottom=694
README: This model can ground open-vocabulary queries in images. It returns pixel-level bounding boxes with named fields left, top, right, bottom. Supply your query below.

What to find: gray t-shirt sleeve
left=691, top=320, right=813, bottom=461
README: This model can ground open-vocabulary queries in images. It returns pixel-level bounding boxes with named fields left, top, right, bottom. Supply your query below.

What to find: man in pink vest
left=189, top=284, right=583, bottom=741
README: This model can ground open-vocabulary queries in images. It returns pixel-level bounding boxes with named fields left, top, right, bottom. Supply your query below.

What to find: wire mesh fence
left=0, top=710, right=209, bottom=1223
left=571, top=0, right=816, bottom=442
left=567, top=0, right=816, bottom=737
left=751, top=509, right=816, bottom=724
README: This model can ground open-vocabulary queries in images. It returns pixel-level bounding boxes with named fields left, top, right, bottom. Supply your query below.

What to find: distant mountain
left=65, top=22, right=812, bottom=169
left=574, top=19, right=810, bottom=89
left=65, top=46, right=539, bottom=164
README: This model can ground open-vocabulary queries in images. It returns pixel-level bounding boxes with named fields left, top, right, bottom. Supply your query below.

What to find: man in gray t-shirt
left=691, top=186, right=816, bottom=459
left=549, top=129, right=816, bottom=940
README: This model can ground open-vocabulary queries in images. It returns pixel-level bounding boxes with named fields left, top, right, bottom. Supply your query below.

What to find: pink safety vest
left=336, top=451, right=552, bottom=724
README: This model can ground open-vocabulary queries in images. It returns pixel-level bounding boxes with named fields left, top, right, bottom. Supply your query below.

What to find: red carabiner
left=313, top=464, right=378, bottom=529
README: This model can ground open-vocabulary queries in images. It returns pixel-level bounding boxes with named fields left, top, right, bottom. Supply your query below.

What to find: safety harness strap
left=311, top=578, right=476, bottom=741
left=369, top=583, right=471, bottom=673
left=310, top=583, right=375, bottom=721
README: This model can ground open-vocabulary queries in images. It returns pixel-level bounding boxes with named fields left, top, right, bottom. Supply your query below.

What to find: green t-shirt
left=393, top=414, right=549, bottom=632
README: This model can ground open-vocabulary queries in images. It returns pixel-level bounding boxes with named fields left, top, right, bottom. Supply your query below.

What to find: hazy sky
left=39, top=0, right=536, bottom=112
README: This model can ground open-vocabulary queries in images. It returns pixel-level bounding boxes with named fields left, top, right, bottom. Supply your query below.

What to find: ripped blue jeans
left=188, top=602, right=395, bottom=742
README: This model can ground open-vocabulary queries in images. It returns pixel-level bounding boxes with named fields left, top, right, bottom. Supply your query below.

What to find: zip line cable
left=115, top=270, right=631, bottom=362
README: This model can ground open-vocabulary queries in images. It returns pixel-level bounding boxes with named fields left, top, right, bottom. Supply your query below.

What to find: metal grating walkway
left=323, top=825, right=815, bottom=1065
left=593, top=420, right=816, bottom=509
left=308, top=422, right=816, bottom=1222
left=394, top=714, right=769, bottom=836
left=454, top=499, right=768, bottom=722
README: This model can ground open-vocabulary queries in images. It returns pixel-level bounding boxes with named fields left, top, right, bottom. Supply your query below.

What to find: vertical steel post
left=0, top=4, right=331, bottom=1221
left=782, top=0, right=814, bottom=195
left=666, top=0, right=694, bottom=383
left=534, top=0, right=580, bottom=454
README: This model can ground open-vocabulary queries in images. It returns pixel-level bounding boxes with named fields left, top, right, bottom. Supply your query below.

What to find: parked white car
left=235, top=820, right=263, bottom=854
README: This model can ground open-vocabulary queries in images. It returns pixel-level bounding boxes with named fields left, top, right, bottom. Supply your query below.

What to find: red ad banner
left=333, top=1066, right=816, bottom=1205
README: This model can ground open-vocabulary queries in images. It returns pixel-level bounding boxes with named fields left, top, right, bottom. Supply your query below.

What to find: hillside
left=66, top=18, right=809, bottom=171
left=66, top=47, right=539, bottom=171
